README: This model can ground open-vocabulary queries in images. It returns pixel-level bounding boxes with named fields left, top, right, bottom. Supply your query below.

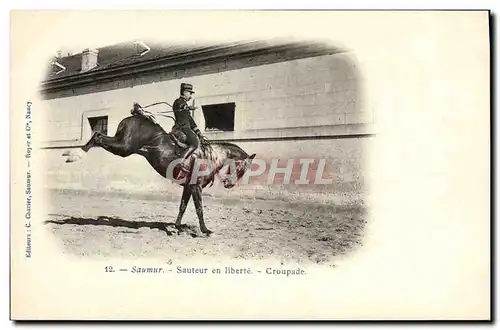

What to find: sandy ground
left=44, top=189, right=367, bottom=266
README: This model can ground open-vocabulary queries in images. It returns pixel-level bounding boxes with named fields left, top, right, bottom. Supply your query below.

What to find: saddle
left=169, top=126, right=190, bottom=151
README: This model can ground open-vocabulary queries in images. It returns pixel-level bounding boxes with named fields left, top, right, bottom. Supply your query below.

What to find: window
left=88, top=116, right=108, bottom=135
left=202, top=103, right=235, bottom=132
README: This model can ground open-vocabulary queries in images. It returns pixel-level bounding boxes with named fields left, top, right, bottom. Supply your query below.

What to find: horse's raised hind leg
left=191, top=184, right=212, bottom=235
left=81, top=131, right=136, bottom=157
left=66, top=131, right=135, bottom=163
left=81, top=132, right=99, bottom=152
left=175, top=184, right=192, bottom=232
left=93, top=134, right=136, bottom=157
left=64, top=132, right=99, bottom=162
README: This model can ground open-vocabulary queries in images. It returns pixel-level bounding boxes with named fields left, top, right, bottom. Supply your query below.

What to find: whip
left=131, top=101, right=176, bottom=124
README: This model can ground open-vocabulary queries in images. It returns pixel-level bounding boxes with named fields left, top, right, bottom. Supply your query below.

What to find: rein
left=134, top=102, right=177, bottom=122
left=140, top=101, right=174, bottom=111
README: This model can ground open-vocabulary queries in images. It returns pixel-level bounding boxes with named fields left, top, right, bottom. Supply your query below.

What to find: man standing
left=172, top=83, right=204, bottom=170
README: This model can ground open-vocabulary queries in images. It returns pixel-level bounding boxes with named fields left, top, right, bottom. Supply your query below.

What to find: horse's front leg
left=175, top=184, right=192, bottom=231
left=191, top=184, right=212, bottom=235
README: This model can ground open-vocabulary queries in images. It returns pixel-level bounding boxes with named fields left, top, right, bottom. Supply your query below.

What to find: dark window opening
left=88, top=116, right=108, bottom=135
left=202, top=103, right=235, bottom=132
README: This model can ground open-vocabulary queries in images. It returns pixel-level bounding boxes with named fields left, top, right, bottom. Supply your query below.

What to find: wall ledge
left=203, top=123, right=375, bottom=141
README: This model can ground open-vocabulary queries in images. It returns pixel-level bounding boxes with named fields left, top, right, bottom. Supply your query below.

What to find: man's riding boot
left=180, top=146, right=196, bottom=170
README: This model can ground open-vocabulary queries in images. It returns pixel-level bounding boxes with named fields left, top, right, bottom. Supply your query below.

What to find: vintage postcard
left=10, top=10, right=491, bottom=320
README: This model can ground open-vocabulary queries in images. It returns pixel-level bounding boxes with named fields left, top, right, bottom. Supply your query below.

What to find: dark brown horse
left=64, top=113, right=256, bottom=235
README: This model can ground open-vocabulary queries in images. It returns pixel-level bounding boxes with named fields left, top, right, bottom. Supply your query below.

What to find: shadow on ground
left=43, top=189, right=367, bottom=264
left=45, top=216, right=200, bottom=237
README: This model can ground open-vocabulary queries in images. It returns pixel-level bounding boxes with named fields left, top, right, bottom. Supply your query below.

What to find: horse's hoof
left=201, top=229, right=213, bottom=236
left=65, top=150, right=86, bottom=163
left=62, top=150, right=71, bottom=156
left=65, top=155, right=81, bottom=163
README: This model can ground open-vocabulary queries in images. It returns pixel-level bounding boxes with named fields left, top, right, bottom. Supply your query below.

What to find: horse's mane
left=199, top=137, right=216, bottom=162
left=198, top=139, right=250, bottom=176
left=210, top=140, right=249, bottom=156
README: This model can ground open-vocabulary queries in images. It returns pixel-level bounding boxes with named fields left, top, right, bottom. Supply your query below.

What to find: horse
left=63, top=110, right=256, bottom=235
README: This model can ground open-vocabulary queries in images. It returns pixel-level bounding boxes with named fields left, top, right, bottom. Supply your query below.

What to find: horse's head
left=221, top=153, right=256, bottom=189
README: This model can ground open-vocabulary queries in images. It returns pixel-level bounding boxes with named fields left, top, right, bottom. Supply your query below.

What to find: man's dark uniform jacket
left=172, top=96, right=201, bottom=134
